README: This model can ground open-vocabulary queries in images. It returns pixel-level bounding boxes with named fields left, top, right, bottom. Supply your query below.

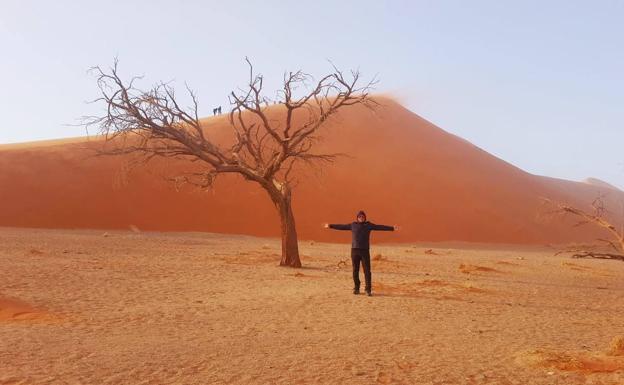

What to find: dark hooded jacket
left=328, top=221, right=394, bottom=249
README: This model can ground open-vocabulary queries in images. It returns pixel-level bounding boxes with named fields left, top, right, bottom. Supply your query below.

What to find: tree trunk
left=266, top=183, right=301, bottom=268
left=278, top=197, right=301, bottom=268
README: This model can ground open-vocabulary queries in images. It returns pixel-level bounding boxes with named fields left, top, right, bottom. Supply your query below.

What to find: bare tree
left=545, top=197, right=624, bottom=261
left=85, top=58, right=377, bottom=267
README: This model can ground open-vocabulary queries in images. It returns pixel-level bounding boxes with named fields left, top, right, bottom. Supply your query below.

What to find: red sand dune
left=0, top=98, right=622, bottom=244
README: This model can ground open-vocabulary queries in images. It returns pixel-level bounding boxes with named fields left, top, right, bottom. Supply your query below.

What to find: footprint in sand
left=496, top=260, right=521, bottom=267
left=459, top=263, right=504, bottom=275
left=0, top=296, right=51, bottom=322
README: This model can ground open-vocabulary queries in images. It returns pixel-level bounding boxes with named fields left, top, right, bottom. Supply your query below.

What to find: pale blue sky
left=1, top=0, right=623, bottom=187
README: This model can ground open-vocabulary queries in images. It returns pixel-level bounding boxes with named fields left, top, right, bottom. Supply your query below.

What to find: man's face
left=357, top=214, right=366, bottom=223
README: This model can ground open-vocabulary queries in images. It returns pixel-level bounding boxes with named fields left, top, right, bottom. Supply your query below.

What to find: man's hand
left=394, top=225, right=401, bottom=231
left=323, top=223, right=330, bottom=229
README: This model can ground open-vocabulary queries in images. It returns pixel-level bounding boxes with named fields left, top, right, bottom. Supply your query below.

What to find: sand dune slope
left=0, top=98, right=622, bottom=244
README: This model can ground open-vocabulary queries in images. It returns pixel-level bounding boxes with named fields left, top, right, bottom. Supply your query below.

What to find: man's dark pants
left=351, top=248, right=371, bottom=292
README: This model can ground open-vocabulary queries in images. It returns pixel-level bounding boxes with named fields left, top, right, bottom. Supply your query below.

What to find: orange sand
left=0, top=296, right=48, bottom=322
left=517, top=347, right=624, bottom=374
left=0, top=98, right=622, bottom=245
left=2, top=227, right=624, bottom=384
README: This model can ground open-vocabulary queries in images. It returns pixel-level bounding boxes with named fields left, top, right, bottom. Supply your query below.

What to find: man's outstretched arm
left=369, top=223, right=396, bottom=231
left=324, top=223, right=352, bottom=230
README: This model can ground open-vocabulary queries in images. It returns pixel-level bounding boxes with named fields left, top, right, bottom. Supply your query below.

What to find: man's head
left=356, top=210, right=367, bottom=223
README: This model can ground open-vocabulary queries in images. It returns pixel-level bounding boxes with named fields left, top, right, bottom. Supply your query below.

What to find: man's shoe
left=353, top=289, right=360, bottom=295
left=366, top=291, right=372, bottom=296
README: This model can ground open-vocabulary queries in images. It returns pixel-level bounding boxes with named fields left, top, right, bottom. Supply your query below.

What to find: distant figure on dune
left=212, top=106, right=222, bottom=115
left=324, top=211, right=398, bottom=296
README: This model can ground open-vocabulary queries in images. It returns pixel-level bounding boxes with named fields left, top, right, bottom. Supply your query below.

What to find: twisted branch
left=544, top=197, right=624, bottom=261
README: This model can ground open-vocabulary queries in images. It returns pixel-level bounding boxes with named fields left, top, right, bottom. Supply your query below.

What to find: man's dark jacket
left=328, top=221, right=394, bottom=249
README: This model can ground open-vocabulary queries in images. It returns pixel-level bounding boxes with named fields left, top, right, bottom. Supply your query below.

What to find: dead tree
left=546, top=197, right=624, bottom=261
left=85, top=58, right=377, bottom=267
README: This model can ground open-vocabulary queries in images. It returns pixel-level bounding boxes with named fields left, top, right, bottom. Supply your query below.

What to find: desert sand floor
left=1, top=227, right=624, bottom=385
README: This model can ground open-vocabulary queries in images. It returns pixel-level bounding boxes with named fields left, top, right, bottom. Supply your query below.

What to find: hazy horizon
left=1, top=0, right=623, bottom=188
